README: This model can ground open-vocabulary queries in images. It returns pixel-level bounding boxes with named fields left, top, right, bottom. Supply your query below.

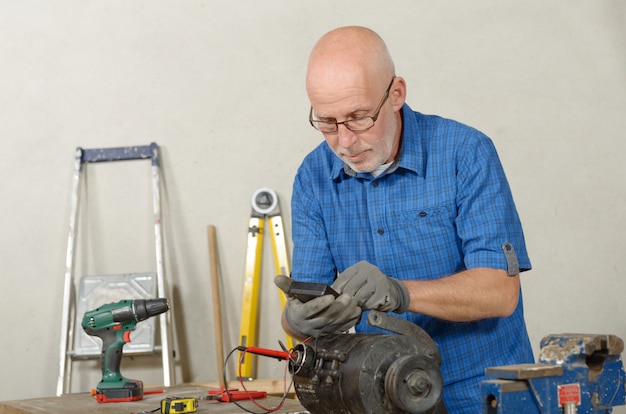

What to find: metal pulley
left=385, top=354, right=442, bottom=413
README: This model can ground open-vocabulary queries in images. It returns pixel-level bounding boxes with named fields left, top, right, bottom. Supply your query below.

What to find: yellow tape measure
left=160, top=397, right=198, bottom=414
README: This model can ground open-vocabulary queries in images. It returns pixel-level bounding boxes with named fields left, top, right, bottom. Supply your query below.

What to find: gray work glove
left=332, top=261, right=410, bottom=313
left=275, top=275, right=362, bottom=338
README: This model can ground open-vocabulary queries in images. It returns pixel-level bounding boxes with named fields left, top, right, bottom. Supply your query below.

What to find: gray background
left=1, top=1, right=625, bottom=411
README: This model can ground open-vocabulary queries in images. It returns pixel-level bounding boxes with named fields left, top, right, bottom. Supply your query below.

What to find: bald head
left=306, top=26, right=396, bottom=98
left=305, top=27, right=406, bottom=174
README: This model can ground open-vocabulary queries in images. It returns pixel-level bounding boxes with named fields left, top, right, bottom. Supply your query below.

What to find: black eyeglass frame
left=309, top=76, right=396, bottom=133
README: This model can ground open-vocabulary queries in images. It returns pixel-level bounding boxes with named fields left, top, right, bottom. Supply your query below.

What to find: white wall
left=1, top=0, right=625, bottom=410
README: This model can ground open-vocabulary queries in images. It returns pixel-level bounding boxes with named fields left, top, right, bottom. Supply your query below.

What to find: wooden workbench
left=0, top=384, right=307, bottom=414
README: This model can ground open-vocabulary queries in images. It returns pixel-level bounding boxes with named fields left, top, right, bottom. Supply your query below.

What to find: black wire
left=222, top=346, right=296, bottom=414
left=224, top=347, right=270, bottom=414
left=133, top=407, right=160, bottom=414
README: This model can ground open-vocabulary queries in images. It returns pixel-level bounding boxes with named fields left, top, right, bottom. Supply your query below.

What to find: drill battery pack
left=161, top=397, right=198, bottom=414
left=95, top=382, right=144, bottom=403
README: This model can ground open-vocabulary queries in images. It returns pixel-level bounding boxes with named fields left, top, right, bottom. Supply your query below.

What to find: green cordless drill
left=81, top=298, right=169, bottom=403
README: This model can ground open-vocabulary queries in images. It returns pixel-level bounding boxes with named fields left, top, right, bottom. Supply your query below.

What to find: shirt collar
left=330, top=103, right=424, bottom=181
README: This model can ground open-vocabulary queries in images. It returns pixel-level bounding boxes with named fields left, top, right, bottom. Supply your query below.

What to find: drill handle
left=100, top=328, right=132, bottom=380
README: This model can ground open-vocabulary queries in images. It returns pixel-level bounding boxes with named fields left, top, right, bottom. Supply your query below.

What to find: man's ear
left=390, top=76, right=407, bottom=111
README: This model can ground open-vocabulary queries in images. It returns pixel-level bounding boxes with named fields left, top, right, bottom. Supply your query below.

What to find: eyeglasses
left=309, top=76, right=396, bottom=134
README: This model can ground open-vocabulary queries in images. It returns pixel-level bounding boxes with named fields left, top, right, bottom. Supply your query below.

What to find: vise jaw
left=481, top=334, right=626, bottom=414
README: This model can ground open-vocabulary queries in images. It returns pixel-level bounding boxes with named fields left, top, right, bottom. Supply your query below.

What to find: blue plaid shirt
left=291, top=104, right=534, bottom=412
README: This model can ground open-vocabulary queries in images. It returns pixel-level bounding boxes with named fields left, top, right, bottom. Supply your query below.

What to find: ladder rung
left=68, top=346, right=163, bottom=360
left=80, top=143, right=158, bottom=164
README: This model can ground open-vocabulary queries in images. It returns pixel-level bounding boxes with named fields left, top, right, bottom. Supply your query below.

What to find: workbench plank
left=0, top=385, right=306, bottom=414
left=192, top=379, right=296, bottom=397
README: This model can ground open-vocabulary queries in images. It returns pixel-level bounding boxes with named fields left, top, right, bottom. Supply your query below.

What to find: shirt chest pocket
left=395, top=205, right=454, bottom=228
left=388, top=204, right=462, bottom=273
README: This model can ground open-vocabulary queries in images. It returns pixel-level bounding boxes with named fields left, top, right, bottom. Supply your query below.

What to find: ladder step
left=68, top=346, right=163, bottom=360
left=80, top=143, right=158, bottom=164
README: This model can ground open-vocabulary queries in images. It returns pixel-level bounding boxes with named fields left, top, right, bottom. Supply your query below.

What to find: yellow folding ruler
left=238, top=187, right=294, bottom=380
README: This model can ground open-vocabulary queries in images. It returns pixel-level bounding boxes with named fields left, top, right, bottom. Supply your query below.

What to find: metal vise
left=290, top=311, right=447, bottom=414
left=481, top=334, right=626, bottom=413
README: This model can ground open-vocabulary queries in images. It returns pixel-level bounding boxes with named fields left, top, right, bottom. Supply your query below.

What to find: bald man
left=277, top=26, right=533, bottom=413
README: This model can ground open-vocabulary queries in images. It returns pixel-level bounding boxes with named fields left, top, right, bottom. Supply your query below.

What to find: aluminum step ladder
left=56, top=143, right=175, bottom=396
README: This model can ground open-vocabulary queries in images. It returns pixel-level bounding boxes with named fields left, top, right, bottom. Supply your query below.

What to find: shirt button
left=378, top=228, right=384, bottom=235
left=419, top=211, right=427, bottom=217
left=372, top=181, right=379, bottom=188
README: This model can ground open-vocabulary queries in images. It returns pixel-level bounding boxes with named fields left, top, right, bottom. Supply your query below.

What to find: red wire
left=237, top=349, right=288, bottom=413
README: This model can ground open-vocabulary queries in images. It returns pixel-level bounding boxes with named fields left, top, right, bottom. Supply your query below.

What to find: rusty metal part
left=386, top=354, right=443, bottom=413
left=290, top=311, right=446, bottom=414
left=367, top=310, right=441, bottom=365
left=539, top=334, right=624, bottom=364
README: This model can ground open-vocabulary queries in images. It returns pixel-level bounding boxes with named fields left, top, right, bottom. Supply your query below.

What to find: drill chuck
left=106, top=298, right=169, bottom=324
left=134, top=298, right=169, bottom=321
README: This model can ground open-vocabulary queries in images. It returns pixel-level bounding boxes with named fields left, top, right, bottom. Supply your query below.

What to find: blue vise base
left=481, top=334, right=626, bottom=413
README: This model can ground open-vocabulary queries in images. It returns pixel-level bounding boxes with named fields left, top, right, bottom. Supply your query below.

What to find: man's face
left=309, top=79, right=399, bottom=173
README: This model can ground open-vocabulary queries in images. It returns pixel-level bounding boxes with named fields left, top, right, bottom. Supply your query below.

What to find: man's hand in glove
left=332, top=261, right=410, bottom=313
left=275, top=275, right=361, bottom=338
